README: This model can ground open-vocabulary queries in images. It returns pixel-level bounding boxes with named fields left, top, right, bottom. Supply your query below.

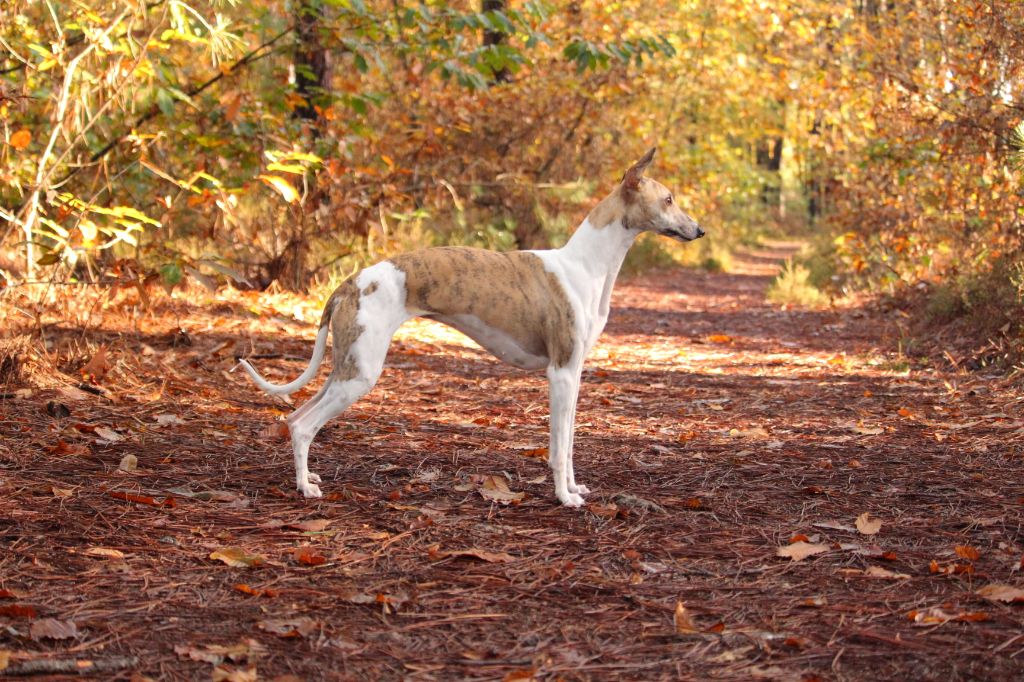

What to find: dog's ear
left=621, top=147, right=656, bottom=192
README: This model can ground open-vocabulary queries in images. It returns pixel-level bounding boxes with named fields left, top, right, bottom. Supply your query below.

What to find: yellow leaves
left=855, top=512, right=882, bottom=535
left=8, top=129, right=31, bottom=150
left=258, top=175, right=299, bottom=203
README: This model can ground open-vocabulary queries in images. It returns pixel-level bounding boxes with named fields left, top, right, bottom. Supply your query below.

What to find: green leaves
left=563, top=36, right=677, bottom=73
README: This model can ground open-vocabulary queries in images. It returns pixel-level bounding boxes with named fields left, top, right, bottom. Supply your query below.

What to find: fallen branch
left=3, top=656, right=138, bottom=676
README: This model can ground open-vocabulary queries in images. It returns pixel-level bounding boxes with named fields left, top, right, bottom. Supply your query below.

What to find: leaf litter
left=2, top=247, right=1024, bottom=678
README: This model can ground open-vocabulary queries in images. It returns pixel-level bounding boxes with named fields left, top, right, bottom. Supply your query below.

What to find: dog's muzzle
left=661, top=226, right=705, bottom=241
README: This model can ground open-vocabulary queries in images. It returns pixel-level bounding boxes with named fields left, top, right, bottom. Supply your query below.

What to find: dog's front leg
left=565, top=393, right=590, bottom=496
left=547, top=365, right=584, bottom=507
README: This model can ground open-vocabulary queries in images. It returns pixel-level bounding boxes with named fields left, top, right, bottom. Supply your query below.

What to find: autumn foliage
left=1, top=1, right=1023, bottom=354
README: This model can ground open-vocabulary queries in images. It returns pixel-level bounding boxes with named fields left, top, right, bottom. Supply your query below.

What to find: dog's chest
left=390, top=248, right=577, bottom=368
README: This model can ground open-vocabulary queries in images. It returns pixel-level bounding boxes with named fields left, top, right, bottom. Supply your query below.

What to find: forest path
left=1, top=248, right=1023, bottom=680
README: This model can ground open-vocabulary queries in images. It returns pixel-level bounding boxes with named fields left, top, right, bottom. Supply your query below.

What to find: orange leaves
left=233, top=584, right=278, bottom=598
left=908, top=608, right=990, bottom=626
left=954, top=545, right=980, bottom=561
left=0, top=604, right=37, bottom=618
left=291, top=546, right=327, bottom=566
left=673, top=601, right=698, bottom=634
left=8, top=129, right=30, bottom=150
left=706, top=334, right=733, bottom=344
left=80, top=345, right=111, bottom=382
left=107, top=490, right=176, bottom=508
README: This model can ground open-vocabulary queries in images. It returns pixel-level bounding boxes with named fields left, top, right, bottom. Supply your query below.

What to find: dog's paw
left=307, top=472, right=322, bottom=484
left=298, top=483, right=323, bottom=499
left=558, top=492, right=586, bottom=508
left=569, top=483, right=591, bottom=495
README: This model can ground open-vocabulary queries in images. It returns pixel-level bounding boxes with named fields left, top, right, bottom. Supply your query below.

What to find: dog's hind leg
left=287, top=262, right=411, bottom=498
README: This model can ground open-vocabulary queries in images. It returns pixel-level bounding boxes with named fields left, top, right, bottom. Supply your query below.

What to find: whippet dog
left=241, top=148, right=704, bottom=507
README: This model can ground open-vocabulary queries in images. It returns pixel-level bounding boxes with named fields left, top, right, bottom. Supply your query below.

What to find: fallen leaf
left=433, top=548, right=516, bottom=563
left=174, top=639, right=263, bottom=665
left=0, top=604, right=37, bottom=618
left=210, top=547, right=265, bottom=568
left=258, top=617, right=318, bottom=638
left=977, top=583, right=1024, bottom=603
left=51, top=485, right=74, bottom=498
left=261, top=421, right=289, bottom=440
left=81, top=346, right=111, bottom=382
left=85, top=547, right=125, bottom=559
left=777, top=542, right=829, bottom=562
left=234, top=584, right=279, bottom=598
left=476, top=475, right=525, bottom=504
left=955, top=545, right=980, bottom=561
left=285, top=519, right=332, bottom=532
left=291, top=546, right=327, bottom=566
left=213, top=666, right=257, bottom=682
left=9, top=129, right=31, bottom=149
left=863, top=566, right=910, bottom=579
left=707, top=334, right=733, bottom=344
left=108, top=490, right=175, bottom=508
left=0, top=649, right=8, bottom=672
left=118, top=454, right=138, bottom=472
left=729, top=426, right=769, bottom=439
left=847, top=421, right=884, bottom=435
left=94, top=426, right=124, bottom=442
left=0, top=588, right=23, bottom=599
left=674, top=600, right=699, bottom=634
left=155, top=414, right=186, bottom=426
left=856, top=513, right=882, bottom=535
left=503, top=669, right=537, bottom=682
left=30, top=618, right=78, bottom=641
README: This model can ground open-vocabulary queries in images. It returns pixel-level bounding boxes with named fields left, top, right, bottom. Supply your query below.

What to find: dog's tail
left=239, top=323, right=330, bottom=397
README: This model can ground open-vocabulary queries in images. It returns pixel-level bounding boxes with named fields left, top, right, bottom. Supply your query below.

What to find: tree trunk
left=482, top=0, right=511, bottom=84
left=294, top=0, right=328, bottom=130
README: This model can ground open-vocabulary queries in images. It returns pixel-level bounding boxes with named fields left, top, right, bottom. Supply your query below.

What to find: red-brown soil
left=2, top=249, right=1023, bottom=680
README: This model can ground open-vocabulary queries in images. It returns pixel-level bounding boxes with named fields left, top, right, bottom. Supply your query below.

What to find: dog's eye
left=665, top=195, right=673, bottom=205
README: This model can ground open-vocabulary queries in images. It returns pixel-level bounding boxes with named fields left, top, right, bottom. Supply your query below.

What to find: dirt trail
left=1, top=252, right=1023, bottom=680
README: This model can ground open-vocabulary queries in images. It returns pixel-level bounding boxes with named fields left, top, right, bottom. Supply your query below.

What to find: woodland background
left=1, top=0, right=1023, bottom=363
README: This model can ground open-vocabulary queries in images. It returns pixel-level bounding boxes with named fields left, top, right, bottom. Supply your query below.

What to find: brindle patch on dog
left=390, top=248, right=576, bottom=367
left=320, top=279, right=364, bottom=381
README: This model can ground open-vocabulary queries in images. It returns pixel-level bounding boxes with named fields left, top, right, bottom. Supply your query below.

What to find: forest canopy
left=1, top=1, right=1022, bottom=353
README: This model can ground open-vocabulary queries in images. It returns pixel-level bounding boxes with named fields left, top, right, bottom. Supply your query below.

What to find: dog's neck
left=558, top=217, right=639, bottom=280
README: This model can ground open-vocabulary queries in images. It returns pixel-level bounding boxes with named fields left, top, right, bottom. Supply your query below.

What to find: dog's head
left=617, top=148, right=704, bottom=242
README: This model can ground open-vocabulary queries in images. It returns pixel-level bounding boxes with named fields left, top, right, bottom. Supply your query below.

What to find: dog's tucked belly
left=426, top=313, right=549, bottom=370
left=390, top=247, right=577, bottom=368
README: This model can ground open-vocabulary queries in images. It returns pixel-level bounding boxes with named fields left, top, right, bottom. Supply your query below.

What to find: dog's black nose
left=695, top=226, right=705, bottom=239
